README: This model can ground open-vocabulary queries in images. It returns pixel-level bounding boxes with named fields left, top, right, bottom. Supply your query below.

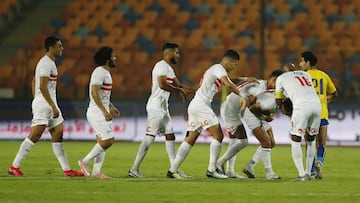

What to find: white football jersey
left=275, top=71, right=319, bottom=107
left=256, top=90, right=277, bottom=113
left=224, top=80, right=272, bottom=114
left=88, top=66, right=112, bottom=109
left=147, top=60, right=176, bottom=103
left=33, top=55, right=58, bottom=103
left=194, top=64, right=227, bottom=103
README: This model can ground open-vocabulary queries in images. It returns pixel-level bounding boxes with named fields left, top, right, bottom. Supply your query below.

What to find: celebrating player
left=275, top=64, right=321, bottom=181
left=128, top=42, right=194, bottom=178
left=167, top=49, right=257, bottom=179
left=8, top=36, right=83, bottom=177
left=78, top=46, right=120, bottom=179
left=216, top=70, right=283, bottom=180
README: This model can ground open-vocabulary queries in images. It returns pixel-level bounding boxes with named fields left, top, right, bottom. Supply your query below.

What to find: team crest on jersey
left=310, top=128, right=318, bottom=134
left=298, top=128, right=303, bottom=134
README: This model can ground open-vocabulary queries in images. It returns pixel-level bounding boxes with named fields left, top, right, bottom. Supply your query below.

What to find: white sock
left=221, top=138, right=248, bottom=171
left=82, top=143, right=105, bottom=164
left=92, top=151, right=105, bottom=175
left=165, top=140, right=176, bottom=166
left=225, top=138, right=237, bottom=172
left=208, top=139, right=222, bottom=172
left=52, top=142, right=71, bottom=170
left=12, top=138, right=34, bottom=168
left=170, top=141, right=192, bottom=172
left=131, top=135, right=155, bottom=171
left=291, top=141, right=305, bottom=177
left=305, top=140, right=316, bottom=175
left=249, top=146, right=263, bottom=168
left=261, top=148, right=274, bottom=174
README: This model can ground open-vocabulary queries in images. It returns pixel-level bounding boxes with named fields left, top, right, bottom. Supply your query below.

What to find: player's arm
left=220, top=76, right=240, bottom=95
left=327, top=91, right=337, bottom=102
left=230, top=77, right=259, bottom=85
left=221, top=76, right=249, bottom=115
left=275, top=91, right=293, bottom=116
left=91, top=84, right=112, bottom=121
left=31, top=77, right=35, bottom=97
left=39, top=76, right=59, bottom=118
left=173, top=78, right=196, bottom=95
left=158, top=75, right=187, bottom=101
left=109, top=102, right=120, bottom=118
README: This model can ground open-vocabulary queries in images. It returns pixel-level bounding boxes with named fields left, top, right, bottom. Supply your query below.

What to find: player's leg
left=263, top=128, right=280, bottom=179
left=8, top=125, right=46, bottom=176
left=9, top=104, right=51, bottom=176
left=129, top=134, right=155, bottom=177
left=91, top=136, right=114, bottom=179
left=165, top=133, right=176, bottom=165
left=289, top=108, right=310, bottom=180
left=129, top=110, right=161, bottom=177
left=164, top=113, right=177, bottom=167
left=49, top=122, right=82, bottom=176
left=314, top=123, right=327, bottom=179
left=304, top=133, right=316, bottom=176
left=206, top=124, right=228, bottom=179
left=80, top=111, right=114, bottom=177
left=242, top=109, right=262, bottom=178
left=167, top=131, right=200, bottom=179
left=217, top=125, right=248, bottom=175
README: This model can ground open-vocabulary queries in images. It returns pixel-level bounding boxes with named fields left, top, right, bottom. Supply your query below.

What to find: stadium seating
left=2, top=0, right=360, bottom=101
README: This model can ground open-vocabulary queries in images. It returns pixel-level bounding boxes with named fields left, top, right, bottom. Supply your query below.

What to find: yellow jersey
left=307, top=69, right=337, bottom=119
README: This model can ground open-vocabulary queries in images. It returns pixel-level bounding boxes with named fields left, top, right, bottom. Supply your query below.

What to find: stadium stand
left=1, top=0, right=360, bottom=101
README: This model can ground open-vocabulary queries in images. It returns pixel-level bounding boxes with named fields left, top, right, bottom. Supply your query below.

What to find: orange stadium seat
left=84, top=35, right=99, bottom=48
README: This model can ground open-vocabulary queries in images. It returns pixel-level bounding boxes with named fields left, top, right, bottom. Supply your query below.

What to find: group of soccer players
left=7, top=36, right=337, bottom=181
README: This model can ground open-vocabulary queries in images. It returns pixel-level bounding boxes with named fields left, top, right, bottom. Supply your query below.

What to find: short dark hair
left=93, top=46, right=113, bottom=66
left=44, top=36, right=60, bottom=51
left=223, top=49, right=240, bottom=60
left=301, top=51, right=317, bottom=66
left=270, top=69, right=284, bottom=78
left=162, top=42, right=179, bottom=51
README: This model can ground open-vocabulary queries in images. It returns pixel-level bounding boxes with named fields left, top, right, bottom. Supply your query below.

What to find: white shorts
left=86, top=108, right=114, bottom=140
left=31, top=100, right=64, bottom=129
left=291, top=102, right=321, bottom=136
left=220, top=101, right=243, bottom=135
left=187, top=97, right=219, bottom=132
left=243, top=108, right=271, bottom=131
left=146, top=108, right=173, bottom=136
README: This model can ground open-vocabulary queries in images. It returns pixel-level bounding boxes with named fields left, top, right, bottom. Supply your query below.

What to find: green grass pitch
left=0, top=140, right=359, bottom=203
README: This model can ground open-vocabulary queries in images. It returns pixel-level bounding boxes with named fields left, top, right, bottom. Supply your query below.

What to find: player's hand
left=52, top=106, right=59, bottom=118
left=110, top=107, right=120, bottom=118
left=247, top=95, right=257, bottom=106
left=103, top=111, right=113, bottom=121
left=239, top=97, right=247, bottom=117
left=246, top=77, right=260, bottom=84
left=265, top=114, right=274, bottom=122
left=178, top=88, right=187, bottom=102
left=281, top=98, right=293, bottom=116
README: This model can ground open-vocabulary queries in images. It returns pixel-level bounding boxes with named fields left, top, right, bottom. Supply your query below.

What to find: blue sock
left=317, top=146, right=325, bottom=163
left=311, top=159, right=316, bottom=173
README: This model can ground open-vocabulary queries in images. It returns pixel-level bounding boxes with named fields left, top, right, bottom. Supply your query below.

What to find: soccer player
left=167, top=49, right=257, bottom=179
left=217, top=70, right=283, bottom=180
left=78, top=46, right=120, bottom=179
left=275, top=65, right=321, bottom=181
left=128, top=42, right=194, bottom=178
left=299, top=51, right=337, bottom=179
left=8, top=36, right=83, bottom=177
